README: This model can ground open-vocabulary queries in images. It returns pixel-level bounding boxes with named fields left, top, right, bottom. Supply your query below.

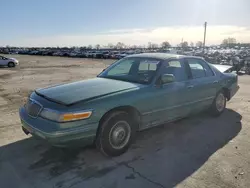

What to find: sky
left=1, top=0, right=250, bottom=47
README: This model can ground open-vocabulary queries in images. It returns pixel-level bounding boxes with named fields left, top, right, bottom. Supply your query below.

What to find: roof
left=127, top=53, right=201, bottom=60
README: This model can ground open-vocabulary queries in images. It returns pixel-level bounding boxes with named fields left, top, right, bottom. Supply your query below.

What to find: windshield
left=98, top=57, right=161, bottom=84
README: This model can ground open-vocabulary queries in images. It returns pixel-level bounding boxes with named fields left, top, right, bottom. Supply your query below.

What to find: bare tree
left=95, top=44, right=101, bottom=49
left=116, top=42, right=125, bottom=49
left=196, top=41, right=203, bottom=48
left=161, top=41, right=171, bottom=48
left=222, top=37, right=237, bottom=47
left=148, top=42, right=153, bottom=49
left=190, top=42, right=194, bottom=48
left=107, top=43, right=114, bottom=49
left=151, top=43, right=159, bottom=49
left=87, top=45, right=92, bottom=49
left=180, top=41, right=188, bottom=48
left=131, top=45, right=139, bottom=49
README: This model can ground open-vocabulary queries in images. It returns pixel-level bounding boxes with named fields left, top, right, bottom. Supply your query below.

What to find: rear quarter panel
left=209, top=63, right=238, bottom=94
left=220, top=73, right=239, bottom=100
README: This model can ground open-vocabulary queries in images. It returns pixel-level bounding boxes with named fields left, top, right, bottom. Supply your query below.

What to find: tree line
left=90, top=41, right=204, bottom=50
left=3, top=38, right=249, bottom=50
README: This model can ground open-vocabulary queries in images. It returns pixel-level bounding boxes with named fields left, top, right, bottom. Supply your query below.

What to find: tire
left=210, top=91, right=226, bottom=116
left=96, top=111, right=137, bottom=156
left=8, top=62, right=15, bottom=68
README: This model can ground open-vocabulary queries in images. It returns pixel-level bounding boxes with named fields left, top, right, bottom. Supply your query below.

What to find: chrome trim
left=154, top=79, right=189, bottom=87
left=143, top=116, right=185, bottom=129
left=142, top=96, right=214, bottom=115
left=21, top=118, right=97, bottom=137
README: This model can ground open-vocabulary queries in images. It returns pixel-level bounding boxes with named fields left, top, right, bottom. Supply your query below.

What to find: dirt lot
left=0, top=54, right=250, bottom=188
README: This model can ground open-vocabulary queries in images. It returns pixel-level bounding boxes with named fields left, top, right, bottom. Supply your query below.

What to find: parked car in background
left=0, top=55, right=19, bottom=67
left=1, top=47, right=249, bottom=66
left=109, top=51, right=120, bottom=59
left=115, top=51, right=127, bottom=59
left=102, top=51, right=111, bottom=59
left=85, top=51, right=95, bottom=58
left=69, top=52, right=78, bottom=58
left=19, top=53, right=239, bottom=156
left=95, top=51, right=109, bottom=59
left=93, top=51, right=102, bottom=58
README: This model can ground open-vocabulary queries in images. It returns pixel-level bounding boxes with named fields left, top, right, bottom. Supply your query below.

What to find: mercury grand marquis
left=19, top=53, right=239, bottom=156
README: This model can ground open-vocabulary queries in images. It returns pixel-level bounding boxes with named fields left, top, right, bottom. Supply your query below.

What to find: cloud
left=3, top=25, right=250, bottom=47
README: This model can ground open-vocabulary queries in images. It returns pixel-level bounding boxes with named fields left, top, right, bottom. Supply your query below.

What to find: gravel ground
left=0, top=54, right=250, bottom=188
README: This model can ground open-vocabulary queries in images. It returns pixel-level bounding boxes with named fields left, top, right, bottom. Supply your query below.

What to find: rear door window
left=199, top=60, right=215, bottom=77
left=161, top=60, right=188, bottom=82
left=186, top=58, right=207, bottom=79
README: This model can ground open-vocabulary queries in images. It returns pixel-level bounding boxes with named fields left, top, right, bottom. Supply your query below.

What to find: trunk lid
left=212, top=64, right=233, bottom=73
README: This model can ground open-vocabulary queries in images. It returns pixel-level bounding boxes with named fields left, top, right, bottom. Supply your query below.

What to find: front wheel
left=210, top=91, right=226, bottom=116
left=8, top=62, right=15, bottom=68
left=96, top=111, right=136, bottom=156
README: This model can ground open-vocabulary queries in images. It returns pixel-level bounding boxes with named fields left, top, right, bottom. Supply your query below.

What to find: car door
left=184, top=58, right=218, bottom=113
left=0, top=56, right=6, bottom=65
left=147, top=59, right=192, bottom=127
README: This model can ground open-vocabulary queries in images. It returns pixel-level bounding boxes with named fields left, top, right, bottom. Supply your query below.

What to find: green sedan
left=19, top=53, right=239, bottom=156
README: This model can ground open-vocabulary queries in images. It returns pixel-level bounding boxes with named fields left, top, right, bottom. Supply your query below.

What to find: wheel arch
left=222, top=87, right=230, bottom=101
left=8, top=61, right=15, bottom=67
left=96, top=105, right=141, bottom=137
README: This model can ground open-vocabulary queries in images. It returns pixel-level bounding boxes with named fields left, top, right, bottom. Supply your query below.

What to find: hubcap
left=216, top=93, right=225, bottom=112
left=109, top=121, right=131, bottom=149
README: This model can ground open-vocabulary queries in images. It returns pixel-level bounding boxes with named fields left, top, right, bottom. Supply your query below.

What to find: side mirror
left=160, top=74, right=175, bottom=84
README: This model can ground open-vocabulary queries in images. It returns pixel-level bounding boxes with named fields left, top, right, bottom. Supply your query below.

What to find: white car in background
left=0, top=55, right=19, bottom=67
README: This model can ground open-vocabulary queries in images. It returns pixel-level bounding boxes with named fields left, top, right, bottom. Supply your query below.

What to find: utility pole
left=181, top=38, right=183, bottom=51
left=203, top=22, right=207, bottom=54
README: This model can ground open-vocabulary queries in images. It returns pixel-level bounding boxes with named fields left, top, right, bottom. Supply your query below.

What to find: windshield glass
left=98, top=57, right=161, bottom=84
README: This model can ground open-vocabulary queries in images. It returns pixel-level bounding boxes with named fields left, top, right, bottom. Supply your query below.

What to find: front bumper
left=19, top=107, right=98, bottom=147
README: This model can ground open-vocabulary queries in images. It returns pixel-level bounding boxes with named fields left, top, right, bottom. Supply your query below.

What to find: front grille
left=25, top=99, right=42, bottom=117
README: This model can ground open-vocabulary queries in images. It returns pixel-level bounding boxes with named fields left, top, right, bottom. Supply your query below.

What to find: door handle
left=187, top=85, right=194, bottom=89
left=213, top=80, right=219, bottom=84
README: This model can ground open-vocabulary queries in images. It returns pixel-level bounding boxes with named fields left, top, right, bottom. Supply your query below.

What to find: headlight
left=40, top=109, right=92, bottom=122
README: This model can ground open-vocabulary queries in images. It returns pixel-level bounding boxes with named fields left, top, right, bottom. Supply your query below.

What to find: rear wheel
left=210, top=91, right=226, bottom=116
left=96, top=111, right=136, bottom=156
left=8, top=62, right=15, bottom=68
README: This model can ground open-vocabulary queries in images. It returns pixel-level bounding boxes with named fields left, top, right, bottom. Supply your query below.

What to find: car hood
left=8, top=58, right=18, bottom=62
left=35, top=77, right=141, bottom=105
